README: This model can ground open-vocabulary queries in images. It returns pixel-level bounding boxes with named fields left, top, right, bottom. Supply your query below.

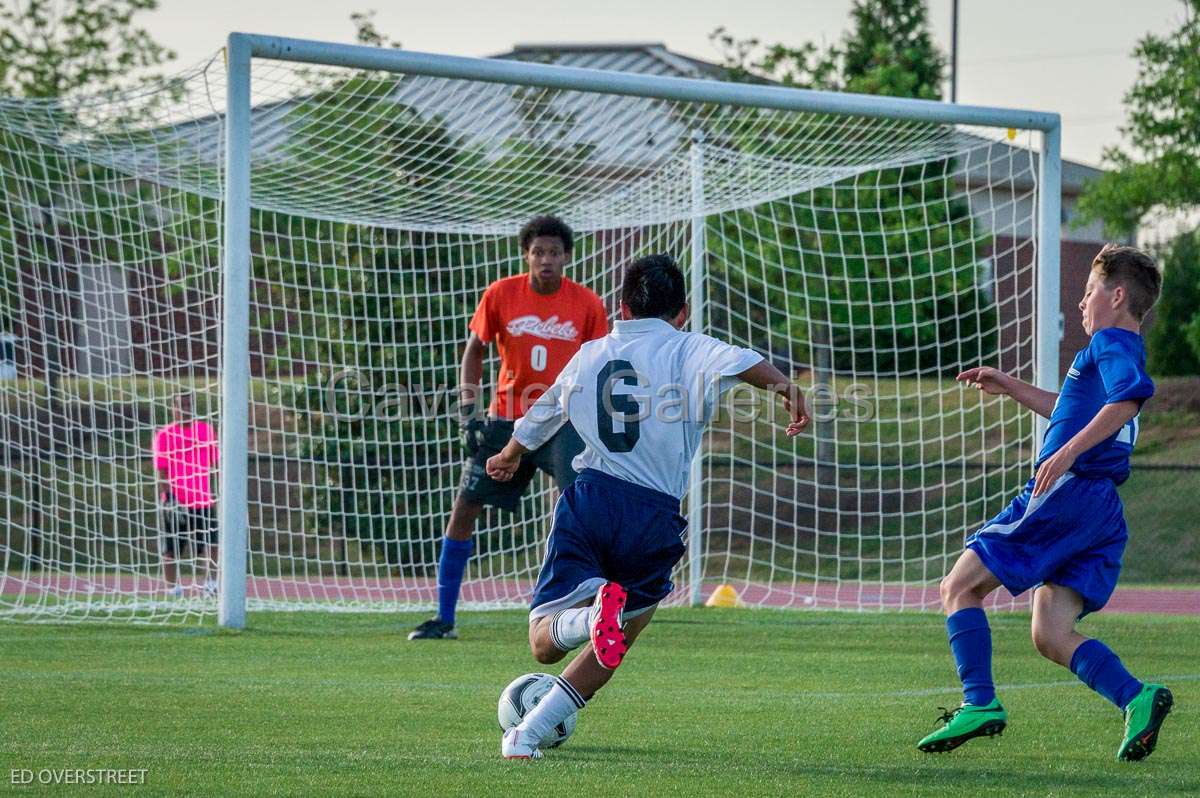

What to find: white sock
left=517, top=676, right=587, bottom=745
left=549, top=608, right=591, bottom=652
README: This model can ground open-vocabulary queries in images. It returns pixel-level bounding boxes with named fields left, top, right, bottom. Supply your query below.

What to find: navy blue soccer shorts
left=529, top=468, right=687, bottom=621
left=966, top=473, right=1127, bottom=616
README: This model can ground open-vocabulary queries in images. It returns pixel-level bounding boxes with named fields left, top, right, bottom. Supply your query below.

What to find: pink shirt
left=154, top=421, right=219, bottom=508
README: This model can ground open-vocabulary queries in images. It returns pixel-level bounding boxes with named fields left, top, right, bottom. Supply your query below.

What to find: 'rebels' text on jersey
left=469, top=274, right=607, bottom=420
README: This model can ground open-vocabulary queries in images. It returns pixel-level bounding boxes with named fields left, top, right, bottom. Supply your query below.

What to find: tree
left=1074, top=0, right=1200, bottom=373
left=0, top=0, right=179, bottom=335
left=0, top=0, right=175, bottom=98
left=710, top=0, right=944, bottom=98
left=1074, top=1, right=1200, bottom=235
left=1156, top=230, right=1200, bottom=375
left=348, top=10, right=401, bottom=50
left=706, top=0, right=994, bottom=378
left=0, top=0, right=177, bottom=570
left=1, top=0, right=179, bottom=348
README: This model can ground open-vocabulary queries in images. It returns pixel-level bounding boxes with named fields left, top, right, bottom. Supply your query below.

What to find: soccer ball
left=497, top=672, right=577, bottom=748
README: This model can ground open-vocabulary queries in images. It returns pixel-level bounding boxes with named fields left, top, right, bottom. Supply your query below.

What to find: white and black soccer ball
left=497, top=672, right=577, bottom=748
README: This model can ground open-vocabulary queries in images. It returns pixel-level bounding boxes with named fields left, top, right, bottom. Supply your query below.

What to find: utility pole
left=950, top=0, right=959, bottom=102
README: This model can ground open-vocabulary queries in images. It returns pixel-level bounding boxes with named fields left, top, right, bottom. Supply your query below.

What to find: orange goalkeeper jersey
left=469, top=274, right=608, bottom=419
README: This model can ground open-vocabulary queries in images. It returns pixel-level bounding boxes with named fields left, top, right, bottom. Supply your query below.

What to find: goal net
left=0, top=39, right=1055, bottom=622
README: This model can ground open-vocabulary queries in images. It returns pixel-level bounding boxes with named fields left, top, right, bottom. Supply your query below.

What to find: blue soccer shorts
left=529, top=468, right=687, bottom=621
left=966, top=473, right=1127, bottom=616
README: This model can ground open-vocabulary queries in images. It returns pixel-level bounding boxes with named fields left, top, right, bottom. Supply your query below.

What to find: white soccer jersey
left=512, top=317, right=763, bottom=498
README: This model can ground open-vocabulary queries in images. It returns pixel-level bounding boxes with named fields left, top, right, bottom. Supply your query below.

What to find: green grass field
left=1, top=609, right=1196, bottom=797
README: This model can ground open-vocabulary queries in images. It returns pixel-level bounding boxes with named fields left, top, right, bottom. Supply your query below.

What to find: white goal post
left=218, top=34, right=1060, bottom=629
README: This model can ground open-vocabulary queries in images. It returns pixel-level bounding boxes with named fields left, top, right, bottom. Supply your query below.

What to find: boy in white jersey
left=486, top=254, right=809, bottom=760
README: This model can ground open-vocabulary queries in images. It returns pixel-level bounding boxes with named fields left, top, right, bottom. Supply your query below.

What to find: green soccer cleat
left=917, top=699, right=1007, bottom=753
left=1117, top=684, right=1173, bottom=762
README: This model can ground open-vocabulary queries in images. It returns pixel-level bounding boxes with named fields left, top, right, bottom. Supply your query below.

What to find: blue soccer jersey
left=1036, top=327, right=1154, bottom=484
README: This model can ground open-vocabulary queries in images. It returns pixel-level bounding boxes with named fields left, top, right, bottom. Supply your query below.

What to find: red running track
left=2, top=574, right=1197, bottom=615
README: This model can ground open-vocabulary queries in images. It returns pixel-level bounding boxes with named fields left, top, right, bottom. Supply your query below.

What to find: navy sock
left=436, top=537, right=473, bottom=627
left=1069, top=638, right=1143, bottom=710
left=946, top=607, right=996, bottom=706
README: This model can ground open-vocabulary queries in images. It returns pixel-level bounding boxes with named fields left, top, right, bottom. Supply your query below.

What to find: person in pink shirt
left=153, top=392, right=219, bottom=595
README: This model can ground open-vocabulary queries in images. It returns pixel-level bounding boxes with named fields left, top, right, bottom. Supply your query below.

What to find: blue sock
left=946, top=608, right=996, bottom=706
left=1069, top=639, right=1143, bottom=710
left=437, top=537, right=473, bottom=627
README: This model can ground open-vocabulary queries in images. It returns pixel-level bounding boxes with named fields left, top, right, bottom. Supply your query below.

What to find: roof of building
left=492, top=41, right=1104, bottom=195
left=493, top=42, right=730, bottom=81
left=86, top=40, right=1101, bottom=229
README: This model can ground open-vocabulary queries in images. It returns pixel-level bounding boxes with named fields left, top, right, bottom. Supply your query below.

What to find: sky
left=143, top=0, right=1187, bottom=168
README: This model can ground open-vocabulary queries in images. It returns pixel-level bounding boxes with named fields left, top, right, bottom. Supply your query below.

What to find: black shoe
left=407, top=617, right=458, bottom=640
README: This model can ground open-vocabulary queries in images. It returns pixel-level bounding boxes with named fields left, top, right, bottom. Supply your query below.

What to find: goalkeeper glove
left=459, top=402, right=486, bottom=456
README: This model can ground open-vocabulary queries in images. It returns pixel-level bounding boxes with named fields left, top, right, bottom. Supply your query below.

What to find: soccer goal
left=0, top=34, right=1061, bottom=625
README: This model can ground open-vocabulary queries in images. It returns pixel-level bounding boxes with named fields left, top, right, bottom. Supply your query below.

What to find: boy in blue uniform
left=917, top=245, right=1173, bottom=761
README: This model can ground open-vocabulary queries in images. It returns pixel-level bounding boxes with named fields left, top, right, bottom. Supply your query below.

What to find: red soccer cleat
left=589, top=581, right=628, bottom=670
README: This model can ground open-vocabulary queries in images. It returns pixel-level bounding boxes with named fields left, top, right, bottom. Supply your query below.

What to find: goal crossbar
left=238, top=34, right=1060, bottom=130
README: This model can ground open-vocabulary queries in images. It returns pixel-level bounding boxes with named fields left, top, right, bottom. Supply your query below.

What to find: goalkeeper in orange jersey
left=408, top=215, right=608, bottom=640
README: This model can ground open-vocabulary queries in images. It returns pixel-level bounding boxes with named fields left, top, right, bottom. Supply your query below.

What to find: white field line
left=0, top=669, right=1196, bottom=700
left=806, top=673, right=1200, bottom=700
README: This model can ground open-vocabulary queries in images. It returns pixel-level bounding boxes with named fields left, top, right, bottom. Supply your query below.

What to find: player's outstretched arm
left=1032, top=400, right=1140, bottom=495
left=736, top=360, right=809, bottom=438
left=956, top=366, right=1058, bottom=419
left=486, top=368, right=575, bottom=481
left=458, top=333, right=486, bottom=412
left=486, top=438, right=529, bottom=482
left=456, top=334, right=489, bottom=453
